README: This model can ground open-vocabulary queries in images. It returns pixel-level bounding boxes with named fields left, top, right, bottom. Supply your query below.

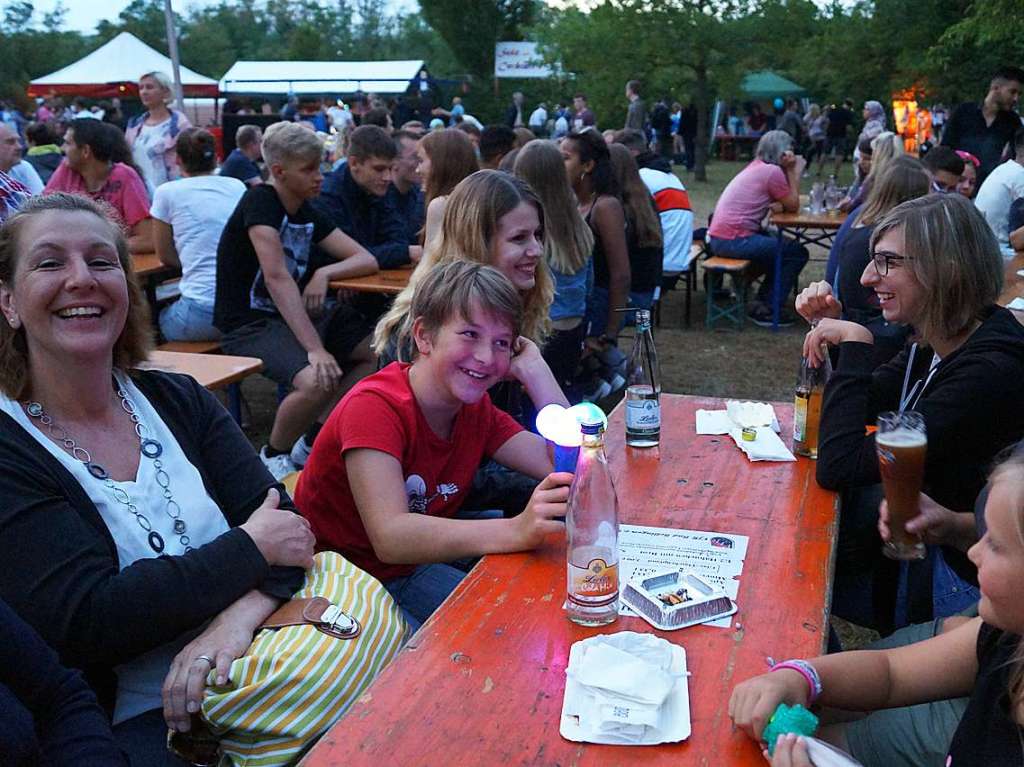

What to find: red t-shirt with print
left=294, top=361, right=524, bottom=582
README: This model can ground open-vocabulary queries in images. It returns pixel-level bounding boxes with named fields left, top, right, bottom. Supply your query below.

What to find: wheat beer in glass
left=876, top=411, right=927, bottom=561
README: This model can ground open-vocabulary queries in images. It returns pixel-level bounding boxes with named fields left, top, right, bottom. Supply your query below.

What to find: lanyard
left=898, top=343, right=941, bottom=413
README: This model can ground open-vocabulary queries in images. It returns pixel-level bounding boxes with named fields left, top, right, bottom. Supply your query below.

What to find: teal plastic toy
left=763, top=703, right=818, bottom=756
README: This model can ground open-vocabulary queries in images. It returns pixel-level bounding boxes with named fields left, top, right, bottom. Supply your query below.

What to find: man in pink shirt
left=708, top=130, right=808, bottom=326
left=44, top=118, right=152, bottom=253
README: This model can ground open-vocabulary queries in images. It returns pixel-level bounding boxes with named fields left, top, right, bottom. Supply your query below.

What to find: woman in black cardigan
left=796, top=193, right=1024, bottom=627
left=0, top=194, right=313, bottom=763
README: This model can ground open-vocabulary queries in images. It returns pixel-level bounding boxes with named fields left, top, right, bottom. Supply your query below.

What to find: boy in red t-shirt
left=296, top=262, right=571, bottom=630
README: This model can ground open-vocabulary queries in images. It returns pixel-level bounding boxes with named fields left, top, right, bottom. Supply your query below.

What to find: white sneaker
left=289, top=435, right=313, bottom=469
left=260, top=446, right=297, bottom=481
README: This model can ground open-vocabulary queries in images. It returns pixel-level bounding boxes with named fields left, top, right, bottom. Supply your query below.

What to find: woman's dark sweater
left=0, top=370, right=304, bottom=711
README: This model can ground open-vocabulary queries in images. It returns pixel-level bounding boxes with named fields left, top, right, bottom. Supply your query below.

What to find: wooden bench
left=702, top=256, right=752, bottom=329
left=654, top=241, right=704, bottom=330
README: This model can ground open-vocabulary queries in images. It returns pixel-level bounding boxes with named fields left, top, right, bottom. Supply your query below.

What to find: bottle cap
left=580, top=419, right=605, bottom=435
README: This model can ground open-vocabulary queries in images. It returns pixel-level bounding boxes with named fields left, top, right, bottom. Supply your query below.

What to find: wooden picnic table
left=130, top=252, right=176, bottom=279
left=138, top=350, right=263, bottom=391
left=302, top=394, right=838, bottom=767
left=329, top=266, right=413, bottom=296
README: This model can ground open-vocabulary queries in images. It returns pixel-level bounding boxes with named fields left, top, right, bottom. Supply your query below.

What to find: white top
left=529, top=107, right=548, bottom=128
left=150, top=175, right=246, bottom=307
left=9, top=160, right=43, bottom=194
left=327, top=105, right=353, bottom=132
left=975, top=159, right=1024, bottom=258
left=639, top=167, right=696, bottom=272
left=0, top=371, right=230, bottom=724
left=131, top=119, right=170, bottom=196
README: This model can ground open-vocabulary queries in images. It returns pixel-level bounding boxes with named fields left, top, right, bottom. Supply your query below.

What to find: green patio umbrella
left=741, top=71, right=807, bottom=100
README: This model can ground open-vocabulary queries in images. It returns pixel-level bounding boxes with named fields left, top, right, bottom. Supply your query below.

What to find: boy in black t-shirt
left=214, top=121, right=379, bottom=479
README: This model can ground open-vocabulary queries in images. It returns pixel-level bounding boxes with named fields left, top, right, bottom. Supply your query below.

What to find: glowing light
left=568, top=402, right=608, bottom=431
left=536, top=402, right=609, bottom=447
left=536, top=404, right=582, bottom=447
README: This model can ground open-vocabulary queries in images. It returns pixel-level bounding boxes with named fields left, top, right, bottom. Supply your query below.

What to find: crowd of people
left=0, top=62, right=1023, bottom=766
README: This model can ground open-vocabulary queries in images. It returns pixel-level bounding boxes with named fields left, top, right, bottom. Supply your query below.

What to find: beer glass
left=876, top=411, right=927, bottom=561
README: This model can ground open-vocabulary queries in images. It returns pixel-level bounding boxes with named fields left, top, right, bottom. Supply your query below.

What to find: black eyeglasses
left=870, top=250, right=910, bottom=276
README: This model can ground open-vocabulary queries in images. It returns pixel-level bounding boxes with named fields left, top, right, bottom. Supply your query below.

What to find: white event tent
left=218, top=60, right=425, bottom=96
left=28, top=32, right=219, bottom=99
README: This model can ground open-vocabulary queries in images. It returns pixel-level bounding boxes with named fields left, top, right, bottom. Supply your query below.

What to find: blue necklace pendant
left=148, top=531, right=166, bottom=553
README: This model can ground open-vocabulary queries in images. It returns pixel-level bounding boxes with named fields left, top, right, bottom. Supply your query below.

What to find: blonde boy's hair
left=261, top=121, right=323, bottom=168
left=411, top=262, right=524, bottom=357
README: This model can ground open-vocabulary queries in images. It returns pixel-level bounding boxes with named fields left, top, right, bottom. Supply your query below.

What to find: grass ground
left=234, top=156, right=876, bottom=647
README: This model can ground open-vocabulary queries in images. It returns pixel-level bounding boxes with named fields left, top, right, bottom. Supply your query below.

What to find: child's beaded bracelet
left=768, top=658, right=822, bottom=705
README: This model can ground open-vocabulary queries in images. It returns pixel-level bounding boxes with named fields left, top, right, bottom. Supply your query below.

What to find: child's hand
left=767, top=734, right=815, bottom=767
left=508, top=336, right=546, bottom=383
left=728, top=669, right=810, bottom=742
left=515, top=472, right=571, bottom=548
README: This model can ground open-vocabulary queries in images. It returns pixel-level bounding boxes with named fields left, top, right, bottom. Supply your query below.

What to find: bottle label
left=567, top=557, right=619, bottom=606
left=793, top=396, right=808, bottom=443
left=626, top=399, right=661, bottom=431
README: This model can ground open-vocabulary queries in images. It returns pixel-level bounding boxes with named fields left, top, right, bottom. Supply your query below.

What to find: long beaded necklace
left=24, top=384, right=192, bottom=554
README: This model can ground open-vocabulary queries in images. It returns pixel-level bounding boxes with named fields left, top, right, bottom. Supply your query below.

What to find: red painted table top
left=302, top=394, right=838, bottom=766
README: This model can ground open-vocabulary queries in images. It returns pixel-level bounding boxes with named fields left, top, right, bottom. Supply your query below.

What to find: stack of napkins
left=696, top=400, right=796, bottom=462
left=560, top=632, right=691, bottom=745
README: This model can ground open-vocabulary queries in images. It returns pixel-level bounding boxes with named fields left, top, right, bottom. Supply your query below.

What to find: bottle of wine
left=566, top=419, right=619, bottom=626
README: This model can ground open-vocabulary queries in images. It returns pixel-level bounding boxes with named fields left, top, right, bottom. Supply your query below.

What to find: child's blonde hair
left=411, top=262, right=523, bottom=357
left=374, top=170, right=553, bottom=358
left=987, top=447, right=1024, bottom=725
left=261, top=121, right=323, bottom=168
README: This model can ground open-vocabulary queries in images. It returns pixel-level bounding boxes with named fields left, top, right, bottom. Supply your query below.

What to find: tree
left=925, top=0, right=1024, bottom=102
left=535, top=0, right=753, bottom=181
left=420, top=0, right=535, bottom=80
left=95, top=0, right=172, bottom=52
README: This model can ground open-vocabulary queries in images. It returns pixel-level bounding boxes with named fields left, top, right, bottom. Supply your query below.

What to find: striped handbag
left=200, top=551, right=408, bottom=766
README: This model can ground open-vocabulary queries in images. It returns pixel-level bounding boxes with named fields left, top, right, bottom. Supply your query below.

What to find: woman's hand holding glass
left=878, top=494, right=978, bottom=551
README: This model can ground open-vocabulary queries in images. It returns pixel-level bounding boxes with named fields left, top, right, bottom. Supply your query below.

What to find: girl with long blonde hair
left=376, top=170, right=555, bottom=357
left=513, top=140, right=593, bottom=394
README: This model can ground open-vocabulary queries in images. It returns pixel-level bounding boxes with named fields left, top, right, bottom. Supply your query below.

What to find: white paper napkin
left=1008, top=297, right=1024, bottom=311
left=728, top=426, right=796, bottom=462
left=696, top=409, right=733, bottom=435
left=561, top=632, right=690, bottom=745
left=726, top=400, right=776, bottom=428
left=697, top=401, right=781, bottom=435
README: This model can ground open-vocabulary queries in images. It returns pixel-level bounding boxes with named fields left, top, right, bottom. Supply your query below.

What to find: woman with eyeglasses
left=795, top=193, right=1024, bottom=629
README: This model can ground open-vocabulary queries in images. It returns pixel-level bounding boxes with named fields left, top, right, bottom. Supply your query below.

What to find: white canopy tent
left=28, top=32, right=219, bottom=98
left=219, top=60, right=425, bottom=96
